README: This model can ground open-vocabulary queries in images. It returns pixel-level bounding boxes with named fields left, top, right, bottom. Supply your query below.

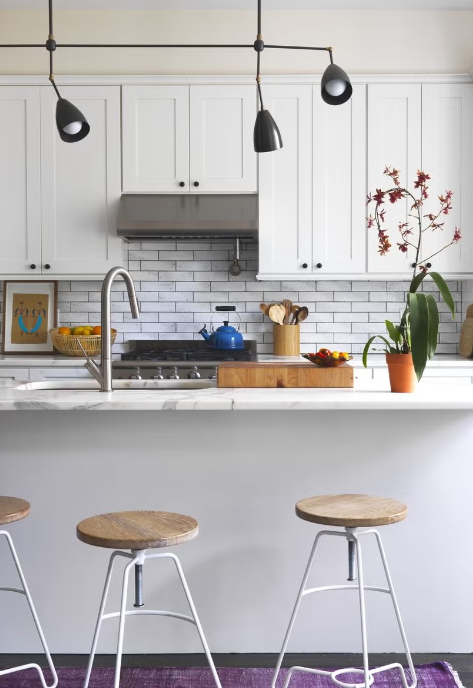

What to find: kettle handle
left=210, top=311, right=241, bottom=332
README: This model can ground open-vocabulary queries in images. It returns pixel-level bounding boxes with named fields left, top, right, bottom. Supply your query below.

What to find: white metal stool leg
left=272, top=528, right=416, bottom=688
left=83, top=551, right=130, bottom=688
left=83, top=549, right=222, bottom=688
left=0, top=530, right=58, bottom=688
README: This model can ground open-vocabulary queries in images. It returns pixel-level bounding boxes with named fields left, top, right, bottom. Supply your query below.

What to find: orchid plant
left=363, top=167, right=461, bottom=380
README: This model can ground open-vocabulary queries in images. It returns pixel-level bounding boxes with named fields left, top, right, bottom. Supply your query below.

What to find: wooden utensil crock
left=273, top=324, right=300, bottom=356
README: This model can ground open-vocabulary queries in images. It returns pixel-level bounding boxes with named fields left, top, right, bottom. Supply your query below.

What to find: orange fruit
left=92, top=326, right=102, bottom=335
left=58, top=326, right=71, bottom=336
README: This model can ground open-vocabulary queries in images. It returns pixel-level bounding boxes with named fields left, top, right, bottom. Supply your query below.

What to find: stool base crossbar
left=0, top=530, right=58, bottom=688
left=271, top=528, right=417, bottom=688
left=83, top=549, right=222, bottom=688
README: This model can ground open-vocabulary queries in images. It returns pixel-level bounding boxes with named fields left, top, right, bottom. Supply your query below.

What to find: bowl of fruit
left=302, top=349, right=353, bottom=367
left=49, top=326, right=116, bottom=357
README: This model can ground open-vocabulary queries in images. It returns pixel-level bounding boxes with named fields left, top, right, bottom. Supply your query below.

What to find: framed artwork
left=2, top=281, right=58, bottom=355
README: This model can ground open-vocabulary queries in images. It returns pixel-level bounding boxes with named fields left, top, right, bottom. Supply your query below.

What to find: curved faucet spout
left=101, top=266, right=140, bottom=393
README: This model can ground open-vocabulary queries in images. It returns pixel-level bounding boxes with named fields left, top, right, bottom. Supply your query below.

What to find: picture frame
left=1, top=281, right=58, bottom=355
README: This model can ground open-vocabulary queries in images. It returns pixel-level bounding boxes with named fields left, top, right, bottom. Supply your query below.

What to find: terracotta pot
left=386, top=353, right=417, bottom=393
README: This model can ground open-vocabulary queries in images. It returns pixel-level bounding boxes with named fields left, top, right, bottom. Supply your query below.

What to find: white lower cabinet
left=0, top=369, right=30, bottom=381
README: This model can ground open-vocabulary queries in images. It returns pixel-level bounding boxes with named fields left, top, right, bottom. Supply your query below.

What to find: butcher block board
left=217, top=361, right=354, bottom=388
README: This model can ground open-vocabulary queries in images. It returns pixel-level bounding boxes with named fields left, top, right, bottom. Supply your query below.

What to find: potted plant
left=363, top=167, right=461, bottom=392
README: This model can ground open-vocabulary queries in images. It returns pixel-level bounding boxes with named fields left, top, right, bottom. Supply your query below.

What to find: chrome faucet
left=83, top=267, right=140, bottom=392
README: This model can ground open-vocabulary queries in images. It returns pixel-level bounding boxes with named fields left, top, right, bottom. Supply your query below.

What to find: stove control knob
left=208, top=367, right=218, bottom=381
left=167, top=366, right=180, bottom=380
left=151, top=366, right=164, bottom=380
left=129, top=367, right=142, bottom=380
left=187, top=365, right=201, bottom=380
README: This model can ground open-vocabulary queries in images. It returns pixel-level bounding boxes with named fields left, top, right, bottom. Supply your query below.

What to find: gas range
left=113, top=340, right=257, bottom=380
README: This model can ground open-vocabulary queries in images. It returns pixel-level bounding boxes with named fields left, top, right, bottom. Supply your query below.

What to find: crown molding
left=0, top=73, right=471, bottom=86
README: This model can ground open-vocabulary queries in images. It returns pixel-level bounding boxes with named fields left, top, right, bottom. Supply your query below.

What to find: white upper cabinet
left=122, top=85, right=190, bottom=193
left=122, top=84, right=257, bottom=194
left=367, top=84, right=422, bottom=275
left=0, top=87, right=42, bottom=275
left=421, top=84, right=473, bottom=274
left=190, top=85, right=257, bottom=192
left=258, top=85, right=313, bottom=276
left=40, top=86, right=122, bottom=275
left=313, top=84, right=367, bottom=274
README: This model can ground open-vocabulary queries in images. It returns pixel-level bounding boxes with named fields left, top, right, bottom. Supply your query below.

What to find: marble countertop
left=1, top=353, right=472, bottom=368
left=1, top=378, right=472, bottom=411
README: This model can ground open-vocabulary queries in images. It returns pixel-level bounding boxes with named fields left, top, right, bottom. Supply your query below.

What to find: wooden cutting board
left=217, top=362, right=354, bottom=388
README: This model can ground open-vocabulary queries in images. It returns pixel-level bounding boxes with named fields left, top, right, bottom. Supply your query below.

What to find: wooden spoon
left=290, top=305, right=300, bottom=324
left=282, top=299, right=292, bottom=325
left=268, top=303, right=286, bottom=325
left=294, top=306, right=309, bottom=325
left=259, top=303, right=270, bottom=316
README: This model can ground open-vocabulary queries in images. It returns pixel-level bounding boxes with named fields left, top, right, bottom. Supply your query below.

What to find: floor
left=0, top=655, right=471, bottom=687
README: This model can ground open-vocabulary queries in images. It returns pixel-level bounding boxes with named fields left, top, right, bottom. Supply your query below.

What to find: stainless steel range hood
left=117, top=194, right=258, bottom=241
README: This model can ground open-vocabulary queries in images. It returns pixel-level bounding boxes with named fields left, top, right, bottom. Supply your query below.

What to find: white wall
left=0, top=9, right=473, bottom=75
left=1, top=409, right=473, bottom=654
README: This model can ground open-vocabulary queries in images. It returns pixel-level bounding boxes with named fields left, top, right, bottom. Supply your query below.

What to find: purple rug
left=0, top=662, right=463, bottom=688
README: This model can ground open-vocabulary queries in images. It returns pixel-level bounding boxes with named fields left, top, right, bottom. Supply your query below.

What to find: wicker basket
left=49, top=328, right=117, bottom=357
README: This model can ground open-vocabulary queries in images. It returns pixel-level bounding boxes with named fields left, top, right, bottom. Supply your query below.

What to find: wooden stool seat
left=296, top=494, right=407, bottom=528
left=76, top=510, right=199, bottom=550
left=0, top=497, right=30, bottom=525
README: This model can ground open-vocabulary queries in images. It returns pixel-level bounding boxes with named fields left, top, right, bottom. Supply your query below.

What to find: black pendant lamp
left=46, top=0, right=90, bottom=143
left=253, top=0, right=282, bottom=153
left=321, top=57, right=353, bottom=105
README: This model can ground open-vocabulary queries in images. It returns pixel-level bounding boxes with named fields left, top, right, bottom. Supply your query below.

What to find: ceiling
left=1, top=0, right=473, bottom=8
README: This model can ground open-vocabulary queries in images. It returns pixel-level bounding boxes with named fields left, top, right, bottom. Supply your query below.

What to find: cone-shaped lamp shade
left=56, top=98, right=90, bottom=143
left=254, top=109, right=283, bottom=153
left=321, top=63, right=353, bottom=105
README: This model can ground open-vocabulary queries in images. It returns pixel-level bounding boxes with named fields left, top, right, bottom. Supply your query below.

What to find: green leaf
left=385, top=320, right=401, bottom=347
left=362, top=335, right=396, bottom=368
left=428, top=272, right=455, bottom=318
left=426, top=294, right=439, bottom=360
left=410, top=271, right=427, bottom=294
left=409, top=292, right=429, bottom=380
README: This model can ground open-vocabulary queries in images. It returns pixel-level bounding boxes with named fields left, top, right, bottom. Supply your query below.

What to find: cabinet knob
left=44, top=264, right=51, bottom=270
left=426, top=262, right=432, bottom=268
left=412, top=263, right=417, bottom=268
left=193, top=181, right=200, bottom=187
left=302, top=263, right=308, bottom=269
left=30, top=263, right=36, bottom=270
left=179, top=181, right=185, bottom=187
left=316, top=263, right=323, bottom=269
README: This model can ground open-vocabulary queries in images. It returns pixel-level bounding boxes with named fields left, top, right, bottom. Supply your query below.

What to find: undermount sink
left=15, top=379, right=216, bottom=392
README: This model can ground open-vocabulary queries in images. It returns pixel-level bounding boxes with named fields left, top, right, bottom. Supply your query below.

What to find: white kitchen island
left=0, top=378, right=472, bottom=657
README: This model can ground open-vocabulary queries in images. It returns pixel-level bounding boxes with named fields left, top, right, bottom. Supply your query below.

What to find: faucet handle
left=77, top=338, right=103, bottom=384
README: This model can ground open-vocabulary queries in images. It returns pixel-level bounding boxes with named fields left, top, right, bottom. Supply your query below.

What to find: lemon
left=73, top=326, right=84, bottom=335
left=332, top=351, right=340, bottom=359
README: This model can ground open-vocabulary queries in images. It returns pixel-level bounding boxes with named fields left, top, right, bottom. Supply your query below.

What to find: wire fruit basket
left=49, top=328, right=116, bottom=357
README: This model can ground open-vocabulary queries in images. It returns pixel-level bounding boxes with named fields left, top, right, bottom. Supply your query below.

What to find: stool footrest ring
left=102, top=609, right=196, bottom=625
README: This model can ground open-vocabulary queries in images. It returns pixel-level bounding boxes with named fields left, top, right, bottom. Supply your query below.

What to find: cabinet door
left=367, top=84, right=422, bottom=274
left=0, top=87, right=41, bottom=275
left=40, top=86, right=122, bottom=275
left=421, top=84, right=473, bottom=274
left=190, top=85, right=257, bottom=193
left=313, top=84, right=366, bottom=274
left=122, top=85, right=190, bottom=193
left=258, top=85, right=312, bottom=276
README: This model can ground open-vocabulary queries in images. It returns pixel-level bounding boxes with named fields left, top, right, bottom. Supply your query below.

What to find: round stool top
left=296, top=494, right=407, bottom=528
left=76, top=510, right=199, bottom=550
left=0, top=497, right=30, bottom=525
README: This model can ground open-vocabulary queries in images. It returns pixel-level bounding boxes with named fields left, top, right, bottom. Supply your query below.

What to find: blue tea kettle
left=199, top=307, right=244, bottom=351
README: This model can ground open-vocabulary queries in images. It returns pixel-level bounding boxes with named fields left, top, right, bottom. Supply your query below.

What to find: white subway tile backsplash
left=0, top=241, right=463, bottom=356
